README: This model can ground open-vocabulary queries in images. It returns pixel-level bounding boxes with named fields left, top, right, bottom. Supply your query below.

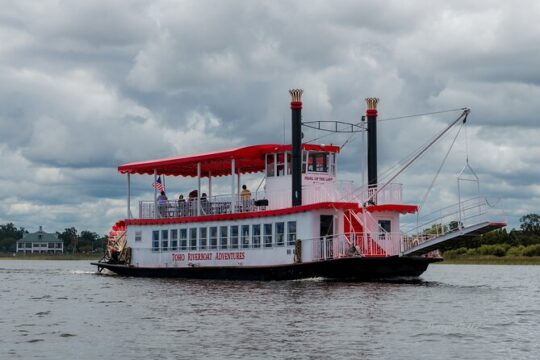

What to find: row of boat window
left=148, top=221, right=297, bottom=251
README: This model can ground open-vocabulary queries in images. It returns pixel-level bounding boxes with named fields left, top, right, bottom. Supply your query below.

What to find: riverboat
left=93, top=90, right=505, bottom=280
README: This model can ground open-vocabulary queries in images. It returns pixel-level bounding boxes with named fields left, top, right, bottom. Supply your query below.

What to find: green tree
left=79, top=230, right=99, bottom=253
left=58, top=227, right=78, bottom=254
left=520, top=214, right=540, bottom=234
left=0, top=223, right=27, bottom=252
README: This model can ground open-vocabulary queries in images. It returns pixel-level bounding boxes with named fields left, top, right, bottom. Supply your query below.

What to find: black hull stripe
left=92, top=257, right=441, bottom=281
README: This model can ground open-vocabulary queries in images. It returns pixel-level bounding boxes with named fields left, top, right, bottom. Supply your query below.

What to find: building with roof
left=16, top=226, right=63, bottom=254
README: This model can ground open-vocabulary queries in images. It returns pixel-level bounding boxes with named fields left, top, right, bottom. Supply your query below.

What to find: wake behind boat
left=92, top=90, right=504, bottom=280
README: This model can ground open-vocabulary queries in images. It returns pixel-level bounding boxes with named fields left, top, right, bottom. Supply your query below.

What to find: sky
left=1, top=0, right=539, bottom=234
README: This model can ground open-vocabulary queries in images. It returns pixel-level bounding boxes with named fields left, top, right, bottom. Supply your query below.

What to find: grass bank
left=0, top=253, right=103, bottom=260
left=439, top=256, right=540, bottom=265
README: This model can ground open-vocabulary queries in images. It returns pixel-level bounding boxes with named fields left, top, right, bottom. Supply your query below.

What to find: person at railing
left=157, top=191, right=168, bottom=217
left=178, top=194, right=186, bottom=216
left=240, top=185, right=252, bottom=212
left=201, top=193, right=209, bottom=214
left=188, top=190, right=198, bottom=216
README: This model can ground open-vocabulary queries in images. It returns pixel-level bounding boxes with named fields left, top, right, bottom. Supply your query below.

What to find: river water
left=0, top=261, right=538, bottom=360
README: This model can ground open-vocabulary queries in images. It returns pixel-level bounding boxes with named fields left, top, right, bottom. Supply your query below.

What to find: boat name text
left=171, top=252, right=246, bottom=262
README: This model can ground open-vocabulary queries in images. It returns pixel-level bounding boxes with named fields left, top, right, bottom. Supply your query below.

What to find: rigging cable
left=357, top=109, right=470, bottom=204
left=418, top=121, right=465, bottom=213
left=376, top=108, right=468, bottom=122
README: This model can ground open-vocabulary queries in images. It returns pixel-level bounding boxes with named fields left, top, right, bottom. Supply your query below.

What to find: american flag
left=152, top=176, right=164, bottom=192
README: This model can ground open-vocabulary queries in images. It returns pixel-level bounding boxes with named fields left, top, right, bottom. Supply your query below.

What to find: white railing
left=349, top=183, right=403, bottom=204
left=308, top=231, right=402, bottom=261
left=137, top=182, right=403, bottom=219
left=401, top=196, right=503, bottom=253
left=310, top=233, right=354, bottom=261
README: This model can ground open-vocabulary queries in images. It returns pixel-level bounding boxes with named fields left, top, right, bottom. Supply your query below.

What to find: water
left=1, top=261, right=538, bottom=360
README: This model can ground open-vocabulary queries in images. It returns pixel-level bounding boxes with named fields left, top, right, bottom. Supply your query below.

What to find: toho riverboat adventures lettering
left=93, top=90, right=505, bottom=280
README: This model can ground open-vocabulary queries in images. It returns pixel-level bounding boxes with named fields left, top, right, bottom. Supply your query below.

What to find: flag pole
left=154, top=169, right=157, bottom=219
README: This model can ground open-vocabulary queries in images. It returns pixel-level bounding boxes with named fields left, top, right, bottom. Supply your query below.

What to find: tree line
left=0, top=223, right=108, bottom=254
left=439, top=213, right=540, bottom=257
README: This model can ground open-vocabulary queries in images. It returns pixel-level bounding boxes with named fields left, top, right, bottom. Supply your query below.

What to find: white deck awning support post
left=197, top=162, right=201, bottom=216
left=153, top=169, right=157, bottom=219
left=237, top=168, right=241, bottom=199
left=127, top=173, right=131, bottom=219
left=208, top=171, right=212, bottom=199
left=231, top=158, right=236, bottom=213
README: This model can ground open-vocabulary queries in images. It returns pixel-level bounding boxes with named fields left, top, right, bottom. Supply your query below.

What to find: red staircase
left=344, top=210, right=387, bottom=257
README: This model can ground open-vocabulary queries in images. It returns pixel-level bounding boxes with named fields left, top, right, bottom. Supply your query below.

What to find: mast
left=290, top=89, right=303, bottom=207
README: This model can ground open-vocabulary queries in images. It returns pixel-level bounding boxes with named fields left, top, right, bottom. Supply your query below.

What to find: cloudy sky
left=1, top=0, right=538, bottom=234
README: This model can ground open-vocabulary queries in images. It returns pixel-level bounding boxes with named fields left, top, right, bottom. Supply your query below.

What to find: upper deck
left=137, top=182, right=404, bottom=219
left=118, top=143, right=408, bottom=221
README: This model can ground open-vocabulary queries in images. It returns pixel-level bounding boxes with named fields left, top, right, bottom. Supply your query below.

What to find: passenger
left=178, top=194, right=186, bottom=216
left=201, top=193, right=209, bottom=214
left=188, top=190, right=198, bottom=216
left=240, top=185, right=252, bottom=212
left=240, top=185, right=251, bottom=200
left=157, top=191, right=168, bottom=217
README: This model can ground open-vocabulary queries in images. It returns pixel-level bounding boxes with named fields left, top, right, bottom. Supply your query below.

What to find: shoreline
left=0, top=254, right=103, bottom=261
left=439, top=256, right=540, bottom=265
left=2, top=254, right=539, bottom=265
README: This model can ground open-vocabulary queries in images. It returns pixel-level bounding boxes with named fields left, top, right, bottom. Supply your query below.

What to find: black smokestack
left=290, top=89, right=303, bottom=207
left=366, top=98, right=379, bottom=198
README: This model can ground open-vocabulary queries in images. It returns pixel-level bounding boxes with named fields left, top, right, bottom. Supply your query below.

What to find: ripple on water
left=1, top=261, right=539, bottom=360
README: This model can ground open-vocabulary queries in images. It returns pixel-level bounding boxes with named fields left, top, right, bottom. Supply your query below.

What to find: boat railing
left=346, top=183, right=403, bottom=204
left=400, top=196, right=504, bottom=252
left=306, top=231, right=403, bottom=261
left=136, top=182, right=403, bottom=219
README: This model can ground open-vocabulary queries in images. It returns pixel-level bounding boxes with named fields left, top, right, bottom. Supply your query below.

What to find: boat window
left=263, top=223, right=273, bottom=248
left=287, top=221, right=297, bottom=246
left=266, top=153, right=275, bottom=177
left=286, top=152, right=292, bottom=175
left=378, top=220, right=391, bottom=241
left=170, top=229, right=178, bottom=250
left=189, top=228, right=197, bottom=250
left=152, top=230, right=159, bottom=252
left=276, top=153, right=285, bottom=176
left=307, top=152, right=328, bottom=173
left=135, top=231, right=142, bottom=242
left=241, top=225, right=250, bottom=248
left=161, top=230, right=169, bottom=251
left=252, top=224, right=261, bottom=248
left=275, top=222, right=285, bottom=246
left=231, top=225, right=239, bottom=249
left=209, top=227, right=218, bottom=250
left=220, top=226, right=228, bottom=249
left=302, top=151, right=307, bottom=173
left=330, top=153, right=336, bottom=176
left=199, top=227, right=207, bottom=250
left=180, top=229, right=187, bottom=250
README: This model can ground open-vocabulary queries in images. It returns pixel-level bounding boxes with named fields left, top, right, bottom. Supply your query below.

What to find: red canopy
left=118, top=143, right=340, bottom=177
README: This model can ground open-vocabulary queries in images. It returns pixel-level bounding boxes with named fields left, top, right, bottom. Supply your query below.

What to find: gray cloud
left=0, top=0, right=538, bottom=233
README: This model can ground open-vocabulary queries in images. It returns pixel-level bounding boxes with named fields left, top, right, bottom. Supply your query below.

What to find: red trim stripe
left=366, top=204, right=418, bottom=214
left=124, top=202, right=360, bottom=226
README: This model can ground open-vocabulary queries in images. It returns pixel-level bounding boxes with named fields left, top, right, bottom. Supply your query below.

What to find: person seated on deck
left=240, top=184, right=252, bottom=212
left=157, top=191, right=168, bottom=217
